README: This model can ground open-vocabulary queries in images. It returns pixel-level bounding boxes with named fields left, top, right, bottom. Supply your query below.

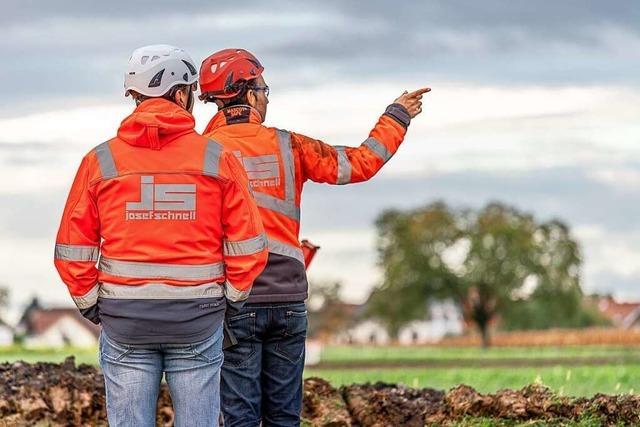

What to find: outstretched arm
left=297, top=88, right=430, bottom=184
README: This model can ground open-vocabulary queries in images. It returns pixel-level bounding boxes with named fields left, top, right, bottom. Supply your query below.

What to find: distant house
left=0, top=318, right=14, bottom=346
left=313, top=299, right=390, bottom=345
left=337, top=319, right=391, bottom=345
left=318, top=301, right=464, bottom=345
left=398, top=300, right=464, bottom=345
left=308, top=301, right=364, bottom=341
left=16, top=298, right=100, bottom=348
left=596, top=296, right=640, bottom=329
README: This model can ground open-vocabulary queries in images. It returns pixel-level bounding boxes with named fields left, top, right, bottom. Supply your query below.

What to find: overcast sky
left=1, top=1, right=640, bottom=320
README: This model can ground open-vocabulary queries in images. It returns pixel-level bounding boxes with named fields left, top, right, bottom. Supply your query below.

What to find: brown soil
left=302, top=377, right=352, bottom=426
left=304, top=380, right=640, bottom=426
left=0, top=357, right=173, bottom=427
left=341, top=381, right=445, bottom=427
left=2, top=358, right=640, bottom=426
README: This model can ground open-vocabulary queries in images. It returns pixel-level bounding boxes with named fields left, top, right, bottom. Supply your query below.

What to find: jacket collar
left=204, top=105, right=263, bottom=134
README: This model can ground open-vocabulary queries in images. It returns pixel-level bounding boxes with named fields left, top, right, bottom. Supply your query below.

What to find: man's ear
left=246, top=88, right=257, bottom=108
left=174, top=88, right=187, bottom=108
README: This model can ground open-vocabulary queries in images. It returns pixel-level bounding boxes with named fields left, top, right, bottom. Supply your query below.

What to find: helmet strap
left=186, top=88, right=194, bottom=111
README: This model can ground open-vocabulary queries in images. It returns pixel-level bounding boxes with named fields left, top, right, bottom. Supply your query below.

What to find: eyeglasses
left=251, top=85, right=270, bottom=98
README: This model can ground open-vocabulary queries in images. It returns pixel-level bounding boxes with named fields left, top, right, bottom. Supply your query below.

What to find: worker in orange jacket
left=199, top=48, right=428, bottom=427
left=54, top=45, right=268, bottom=427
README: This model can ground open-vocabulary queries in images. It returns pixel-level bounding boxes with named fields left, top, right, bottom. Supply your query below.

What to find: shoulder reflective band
left=204, top=139, right=223, bottom=176
left=99, top=257, right=225, bottom=281
left=267, top=238, right=305, bottom=265
left=99, top=282, right=224, bottom=300
left=253, top=192, right=300, bottom=221
left=95, top=141, right=118, bottom=179
left=363, top=137, right=393, bottom=163
left=224, top=233, right=267, bottom=256
left=55, top=244, right=99, bottom=262
left=276, top=129, right=296, bottom=202
left=224, top=280, right=251, bottom=302
left=335, top=146, right=352, bottom=185
left=71, top=283, right=100, bottom=309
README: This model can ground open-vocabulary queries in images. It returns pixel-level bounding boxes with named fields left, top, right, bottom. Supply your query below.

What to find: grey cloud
left=589, top=271, right=640, bottom=299
left=0, top=142, right=54, bottom=151
left=3, top=0, right=242, bottom=24
left=0, top=191, right=65, bottom=239
left=7, top=0, right=639, bottom=34
left=2, top=0, right=640, bottom=108
left=0, top=142, right=65, bottom=165
left=301, top=165, right=640, bottom=234
left=330, top=0, right=640, bottom=34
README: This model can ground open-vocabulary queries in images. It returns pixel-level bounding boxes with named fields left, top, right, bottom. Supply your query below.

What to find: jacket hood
left=117, top=98, right=195, bottom=150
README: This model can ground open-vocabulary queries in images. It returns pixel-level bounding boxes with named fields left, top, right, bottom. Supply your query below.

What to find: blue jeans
left=99, top=325, right=224, bottom=427
left=221, top=302, right=307, bottom=427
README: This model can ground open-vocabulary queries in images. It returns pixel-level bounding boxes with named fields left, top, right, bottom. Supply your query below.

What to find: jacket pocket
left=189, top=329, right=223, bottom=364
left=99, top=331, right=132, bottom=362
left=275, top=309, right=307, bottom=363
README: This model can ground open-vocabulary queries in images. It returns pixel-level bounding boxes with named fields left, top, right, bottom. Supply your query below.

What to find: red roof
left=597, top=297, right=640, bottom=328
left=27, top=308, right=100, bottom=338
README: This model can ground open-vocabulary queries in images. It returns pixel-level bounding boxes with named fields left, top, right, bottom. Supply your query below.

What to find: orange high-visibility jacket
left=203, top=103, right=411, bottom=302
left=54, top=98, right=268, bottom=343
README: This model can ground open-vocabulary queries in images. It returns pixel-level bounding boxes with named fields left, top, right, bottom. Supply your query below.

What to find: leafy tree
left=368, top=202, right=463, bottom=337
left=368, top=201, right=597, bottom=347
left=502, top=220, right=607, bottom=329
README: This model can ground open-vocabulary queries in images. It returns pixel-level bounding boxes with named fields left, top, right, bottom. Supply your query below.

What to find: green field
left=305, top=364, right=639, bottom=396
left=0, top=345, right=98, bottom=365
left=307, top=345, right=640, bottom=396
left=2, top=344, right=639, bottom=397
left=318, top=344, right=640, bottom=362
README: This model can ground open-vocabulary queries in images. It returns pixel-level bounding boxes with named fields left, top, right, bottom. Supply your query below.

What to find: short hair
left=214, top=79, right=258, bottom=108
left=130, top=84, right=191, bottom=105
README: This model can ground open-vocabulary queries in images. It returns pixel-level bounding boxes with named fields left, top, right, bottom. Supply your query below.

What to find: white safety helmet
left=124, top=44, right=198, bottom=98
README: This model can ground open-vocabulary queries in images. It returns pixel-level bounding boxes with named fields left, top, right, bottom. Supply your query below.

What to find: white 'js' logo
left=234, top=151, right=281, bottom=188
left=126, top=176, right=196, bottom=221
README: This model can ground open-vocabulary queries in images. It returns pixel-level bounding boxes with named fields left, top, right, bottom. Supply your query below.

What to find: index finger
left=407, top=87, right=431, bottom=97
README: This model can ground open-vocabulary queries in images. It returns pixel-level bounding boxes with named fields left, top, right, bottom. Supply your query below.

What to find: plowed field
left=1, top=358, right=639, bottom=426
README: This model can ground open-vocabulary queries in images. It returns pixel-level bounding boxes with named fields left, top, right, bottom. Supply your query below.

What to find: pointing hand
left=394, top=88, right=431, bottom=118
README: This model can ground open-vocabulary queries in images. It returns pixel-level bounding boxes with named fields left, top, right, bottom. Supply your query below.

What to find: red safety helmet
left=199, top=48, right=264, bottom=101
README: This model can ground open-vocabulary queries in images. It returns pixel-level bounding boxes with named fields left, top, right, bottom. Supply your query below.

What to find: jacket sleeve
left=296, top=103, right=411, bottom=184
left=54, top=156, right=101, bottom=324
left=219, top=151, right=268, bottom=314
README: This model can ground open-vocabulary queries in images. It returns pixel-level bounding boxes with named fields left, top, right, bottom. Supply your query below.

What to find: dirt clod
left=302, top=377, right=352, bottom=426
left=2, top=359, right=640, bottom=426
left=0, top=357, right=173, bottom=426
left=341, top=382, right=445, bottom=427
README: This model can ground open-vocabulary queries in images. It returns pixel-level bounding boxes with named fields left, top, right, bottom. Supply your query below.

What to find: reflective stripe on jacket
left=54, top=98, right=268, bottom=343
left=203, top=103, right=409, bottom=302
